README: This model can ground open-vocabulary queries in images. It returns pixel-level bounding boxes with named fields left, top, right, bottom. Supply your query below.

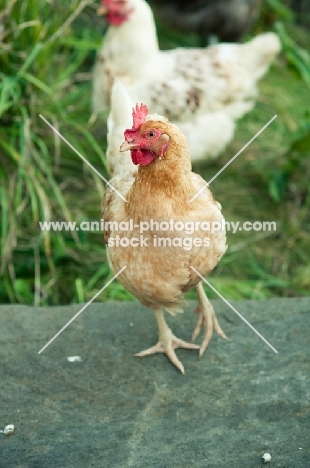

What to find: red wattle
left=131, top=150, right=139, bottom=165
left=106, top=12, right=128, bottom=26
left=130, top=149, right=156, bottom=166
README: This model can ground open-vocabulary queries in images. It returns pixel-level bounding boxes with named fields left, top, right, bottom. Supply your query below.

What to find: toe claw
left=135, top=343, right=164, bottom=357
left=213, top=315, right=228, bottom=339
left=166, top=345, right=185, bottom=374
left=199, top=339, right=210, bottom=357
left=191, top=313, right=204, bottom=342
left=191, top=300, right=227, bottom=357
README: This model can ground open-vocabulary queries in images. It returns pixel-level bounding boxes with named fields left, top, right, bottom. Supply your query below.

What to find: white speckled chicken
left=101, top=81, right=227, bottom=373
left=93, top=0, right=281, bottom=163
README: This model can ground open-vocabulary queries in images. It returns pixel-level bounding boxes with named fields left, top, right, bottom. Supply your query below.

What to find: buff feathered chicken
left=101, top=81, right=227, bottom=373
left=93, top=0, right=281, bottom=163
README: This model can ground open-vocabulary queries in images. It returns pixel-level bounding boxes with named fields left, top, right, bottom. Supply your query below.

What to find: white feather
left=106, top=80, right=136, bottom=177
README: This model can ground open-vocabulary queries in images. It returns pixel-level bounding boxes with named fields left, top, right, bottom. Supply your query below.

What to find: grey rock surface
left=0, top=298, right=309, bottom=467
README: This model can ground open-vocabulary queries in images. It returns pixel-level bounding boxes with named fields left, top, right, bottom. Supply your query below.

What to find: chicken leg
left=136, top=308, right=199, bottom=374
left=191, top=282, right=227, bottom=356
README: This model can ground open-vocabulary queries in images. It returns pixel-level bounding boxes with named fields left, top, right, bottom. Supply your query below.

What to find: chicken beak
left=120, top=141, right=138, bottom=152
left=97, top=6, right=108, bottom=15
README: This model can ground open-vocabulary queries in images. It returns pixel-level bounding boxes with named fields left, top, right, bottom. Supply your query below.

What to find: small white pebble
left=299, top=447, right=302, bottom=450
left=67, top=356, right=82, bottom=362
left=262, top=453, right=271, bottom=463
left=130, top=323, right=133, bottom=327
left=3, top=424, right=14, bottom=436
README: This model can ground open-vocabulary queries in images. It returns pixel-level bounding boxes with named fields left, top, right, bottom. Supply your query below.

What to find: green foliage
left=0, top=0, right=106, bottom=304
left=0, top=0, right=309, bottom=306
left=262, top=0, right=295, bottom=23
left=268, top=118, right=310, bottom=202
left=275, top=22, right=310, bottom=90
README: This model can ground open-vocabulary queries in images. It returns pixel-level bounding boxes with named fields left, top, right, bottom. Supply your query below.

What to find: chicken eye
left=147, top=131, right=156, bottom=138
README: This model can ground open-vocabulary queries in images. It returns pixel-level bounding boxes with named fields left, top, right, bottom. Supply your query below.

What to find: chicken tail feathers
left=242, top=32, right=281, bottom=81
left=107, top=80, right=136, bottom=177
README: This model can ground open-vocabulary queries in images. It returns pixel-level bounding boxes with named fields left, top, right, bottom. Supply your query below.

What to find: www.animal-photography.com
left=0, top=0, right=309, bottom=466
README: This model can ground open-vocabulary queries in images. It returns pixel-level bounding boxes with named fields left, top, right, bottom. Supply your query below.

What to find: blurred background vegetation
left=0, top=0, right=309, bottom=306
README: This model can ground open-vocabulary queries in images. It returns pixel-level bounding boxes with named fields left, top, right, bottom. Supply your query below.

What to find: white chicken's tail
left=106, top=80, right=136, bottom=177
left=240, top=32, right=281, bottom=81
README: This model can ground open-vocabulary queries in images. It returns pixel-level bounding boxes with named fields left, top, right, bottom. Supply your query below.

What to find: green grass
left=0, top=0, right=108, bottom=305
left=0, top=0, right=309, bottom=306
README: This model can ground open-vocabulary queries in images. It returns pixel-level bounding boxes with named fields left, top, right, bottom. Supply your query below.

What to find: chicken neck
left=104, top=0, right=159, bottom=79
left=126, top=155, right=194, bottom=219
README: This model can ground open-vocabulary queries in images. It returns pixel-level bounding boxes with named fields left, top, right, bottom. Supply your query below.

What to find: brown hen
left=102, top=81, right=227, bottom=373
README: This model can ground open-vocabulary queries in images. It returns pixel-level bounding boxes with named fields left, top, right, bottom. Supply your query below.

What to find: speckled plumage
left=93, top=0, right=281, bottom=162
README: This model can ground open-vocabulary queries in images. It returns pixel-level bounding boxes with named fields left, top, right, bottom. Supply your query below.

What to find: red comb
left=132, top=103, right=148, bottom=130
